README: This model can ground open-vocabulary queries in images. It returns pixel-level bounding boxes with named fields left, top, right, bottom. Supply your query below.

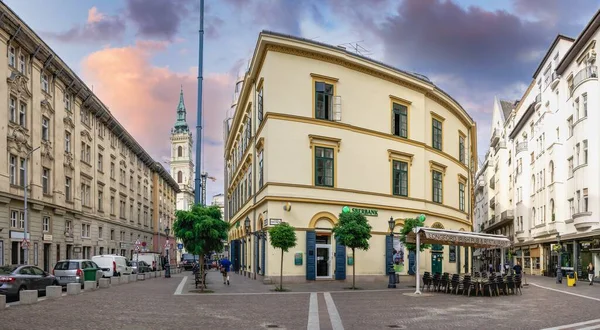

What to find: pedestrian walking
left=220, top=257, right=232, bottom=285
left=587, top=262, right=595, bottom=285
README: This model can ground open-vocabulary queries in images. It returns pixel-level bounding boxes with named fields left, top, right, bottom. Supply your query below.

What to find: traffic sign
left=177, top=243, right=183, bottom=250
left=164, top=240, right=171, bottom=249
left=21, top=239, right=30, bottom=249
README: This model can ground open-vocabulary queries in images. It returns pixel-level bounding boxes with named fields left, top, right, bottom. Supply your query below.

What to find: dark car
left=0, top=265, right=59, bottom=301
left=131, top=261, right=151, bottom=274
left=181, top=253, right=199, bottom=271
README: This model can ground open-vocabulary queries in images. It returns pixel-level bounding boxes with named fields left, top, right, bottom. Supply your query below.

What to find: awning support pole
left=414, top=227, right=421, bottom=295
left=500, top=248, right=505, bottom=275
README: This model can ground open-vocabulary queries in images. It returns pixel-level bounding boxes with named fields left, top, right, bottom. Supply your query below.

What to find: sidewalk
left=184, top=270, right=415, bottom=294
left=525, top=273, right=600, bottom=299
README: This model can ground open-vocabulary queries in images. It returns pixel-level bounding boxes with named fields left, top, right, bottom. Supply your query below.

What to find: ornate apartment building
left=224, top=31, right=477, bottom=283
left=0, top=3, right=180, bottom=270
left=475, top=10, right=600, bottom=279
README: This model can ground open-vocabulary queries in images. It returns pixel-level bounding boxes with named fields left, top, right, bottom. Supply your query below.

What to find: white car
left=91, top=255, right=133, bottom=277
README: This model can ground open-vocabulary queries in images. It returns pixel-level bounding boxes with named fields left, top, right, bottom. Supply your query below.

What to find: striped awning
left=406, top=227, right=511, bottom=248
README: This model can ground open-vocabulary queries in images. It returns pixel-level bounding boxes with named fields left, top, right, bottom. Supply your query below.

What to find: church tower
left=170, top=87, right=195, bottom=211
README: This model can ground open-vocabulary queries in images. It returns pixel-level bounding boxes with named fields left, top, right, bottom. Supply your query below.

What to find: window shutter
left=306, top=231, right=316, bottom=280
left=335, top=239, right=346, bottom=280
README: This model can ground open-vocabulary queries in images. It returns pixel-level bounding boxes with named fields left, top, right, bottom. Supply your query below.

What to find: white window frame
left=8, top=45, right=15, bottom=67
left=65, top=131, right=71, bottom=153
left=41, top=73, right=49, bottom=92
left=18, top=54, right=25, bottom=74
left=9, top=97, right=16, bottom=123
left=9, top=154, right=17, bottom=185
left=42, top=216, right=50, bottom=232
left=19, top=101, right=26, bottom=128
left=42, top=167, right=50, bottom=194
left=42, top=116, right=49, bottom=141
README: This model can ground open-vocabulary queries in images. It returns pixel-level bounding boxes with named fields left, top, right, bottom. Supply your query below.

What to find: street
left=1, top=271, right=599, bottom=330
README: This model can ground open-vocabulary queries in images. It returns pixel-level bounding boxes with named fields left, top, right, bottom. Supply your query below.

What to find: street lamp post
left=556, top=233, right=562, bottom=284
left=388, top=217, right=396, bottom=289
left=23, top=146, right=40, bottom=265
left=165, top=226, right=171, bottom=278
left=244, top=217, right=250, bottom=275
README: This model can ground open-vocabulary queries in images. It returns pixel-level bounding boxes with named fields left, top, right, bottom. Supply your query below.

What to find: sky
left=5, top=0, right=600, bottom=201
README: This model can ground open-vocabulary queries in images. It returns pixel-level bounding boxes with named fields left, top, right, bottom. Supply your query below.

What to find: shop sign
left=341, top=206, right=378, bottom=217
left=347, top=254, right=354, bottom=266
left=43, top=234, right=53, bottom=241
left=294, top=252, right=303, bottom=266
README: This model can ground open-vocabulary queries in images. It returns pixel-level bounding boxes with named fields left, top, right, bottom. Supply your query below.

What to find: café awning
left=406, top=227, right=511, bottom=249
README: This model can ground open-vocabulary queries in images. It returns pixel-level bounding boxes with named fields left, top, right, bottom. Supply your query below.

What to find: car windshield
left=55, top=261, right=79, bottom=270
left=0, top=265, right=18, bottom=274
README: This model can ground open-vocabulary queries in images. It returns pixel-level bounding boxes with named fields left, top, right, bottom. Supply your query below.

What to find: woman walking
left=587, top=262, right=595, bottom=285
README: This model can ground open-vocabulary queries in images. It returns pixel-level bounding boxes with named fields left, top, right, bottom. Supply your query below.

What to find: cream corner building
left=224, top=31, right=477, bottom=283
left=0, top=3, right=180, bottom=269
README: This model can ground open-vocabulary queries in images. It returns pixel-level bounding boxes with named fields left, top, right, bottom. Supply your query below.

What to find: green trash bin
left=83, top=268, right=97, bottom=282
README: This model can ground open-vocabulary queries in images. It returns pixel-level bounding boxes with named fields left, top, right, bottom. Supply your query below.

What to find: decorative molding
left=63, top=115, right=75, bottom=130
left=256, top=137, right=265, bottom=150
left=7, top=124, right=31, bottom=157
left=0, top=196, right=11, bottom=204
left=458, top=173, right=468, bottom=183
left=308, top=134, right=341, bottom=150
left=389, top=95, right=412, bottom=105
left=387, top=149, right=414, bottom=165
left=430, top=111, right=446, bottom=122
left=310, top=73, right=339, bottom=82
left=7, top=71, right=32, bottom=99
left=80, top=130, right=92, bottom=142
left=40, top=98, right=54, bottom=116
left=31, top=203, right=44, bottom=211
left=41, top=140, right=54, bottom=161
left=63, top=152, right=75, bottom=170
left=429, top=160, right=447, bottom=175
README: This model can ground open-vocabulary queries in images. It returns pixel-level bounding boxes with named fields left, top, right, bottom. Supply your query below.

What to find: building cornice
left=532, top=34, right=575, bottom=78
left=557, top=9, right=600, bottom=74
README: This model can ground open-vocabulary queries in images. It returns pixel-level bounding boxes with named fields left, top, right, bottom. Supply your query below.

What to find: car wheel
left=53, top=281, right=59, bottom=286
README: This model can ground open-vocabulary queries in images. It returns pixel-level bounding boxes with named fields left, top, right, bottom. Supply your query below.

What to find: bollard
left=0, top=294, right=5, bottom=309
left=159, top=271, right=163, bottom=277
left=121, top=276, right=129, bottom=284
left=84, top=281, right=96, bottom=291
left=99, top=278, right=110, bottom=288
left=137, top=274, right=145, bottom=281
left=110, top=277, right=120, bottom=286
left=19, top=290, right=38, bottom=304
left=46, top=286, right=62, bottom=299
left=130, top=274, right=137, bottom=282
left=67, top=283, right=81, bottom=295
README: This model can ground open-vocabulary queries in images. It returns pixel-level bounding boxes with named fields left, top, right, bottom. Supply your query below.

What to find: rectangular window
left=65, top=132, right=71, bottom=153
left=432, top=118, right=443, bottom=150
left=583, top=140, right=588, bottom=165
left=583, top=93, right=588, bottom=117
left=110, top=196, right=115, bottom=215
left=81, top=224, right=90, bottom=238
left=257, top=87, right=264, bottom=125
left=392, top=160, right=408, bottom=197
left=247, top=168, right=252, bottom=197
left=314, top=147, right=334, bottom=187
left=110, top=162, right=115, bottom=179
left=9, top=154, right=17, bottom=185
left=9, top=97, right=16, bottom=123
left=41, top=73, right=49, bottom=93
left=19, top=212, right=24, bottom=229
left=19, top=158, right=25, bottom=188
left=432, top=170, right=443, bottom=203
left=99, top=226, right=103, bottom=239
left=98, top=190, right=103, bottom=211
left=98, top=153, right=103, bottom=171
left=459, top=136, right=466, bottom=163
left=42, top=167, right=50, bottom=194
left=258, top=150, right=264, bottom=188
left=10, top=210, right=18, bottom=228
left=41, top=116, right=50, bottom=141
left=583, top=188, right=589, bottom=212
left=568, top=157, right=573, bottom=177
left=19, top=101, right=26, bottom=128
left=392, top=103, right=408, bottom=138
left=459, top=182, right=465, bottom=211
left=8, top=46, right=15, bottom=67
left=81, top=183, right=90, bottom=207
left=18, top=54, right=25, bottom=74
left=567, top=117, right=573, bottom=137
left=65, top=177, right=72, bottom=201
left=42, top=216, right=50, bottom=232
left=64, top=93, right=71, bottom=112
left=315, top=82, right=334, bottom=120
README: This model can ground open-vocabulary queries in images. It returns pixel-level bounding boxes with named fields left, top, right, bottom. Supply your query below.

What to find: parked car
left=91, top=255, right=133, bottom=277
left=134, top=252, right=161, bottom=271
left=0, top=265, right=58, bottom=301
left=181, top=253, right=199, bottom=271
left=53, top=259, right=103, bottom=288
left=131, top=261, right=151, bottom=274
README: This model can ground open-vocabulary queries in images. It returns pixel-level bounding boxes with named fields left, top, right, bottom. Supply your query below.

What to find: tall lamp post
left=387, top=217, right=396, bottom=289
left=244, top=217, right=250, bottom=274
left=556, top=233, right=562, bottom=284
left=23, top=146, right=40, bottom=265
left=165, top=225, right=171, bottom=278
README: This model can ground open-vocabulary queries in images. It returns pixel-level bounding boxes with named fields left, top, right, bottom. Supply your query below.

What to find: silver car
left=53, top=260, right=103, bottom=287
left=0, top=265, right=59, bottom=301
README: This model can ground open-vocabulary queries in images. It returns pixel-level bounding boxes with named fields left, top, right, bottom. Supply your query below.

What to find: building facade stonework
left=224, top=32, right=477, bottom=283
left=169, top=88, right=195, bottom=212
left=0, top=3, right=179, bottom=270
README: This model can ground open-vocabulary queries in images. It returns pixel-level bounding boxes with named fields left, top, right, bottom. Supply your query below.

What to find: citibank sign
left=342, top=206, right=378, bottom=217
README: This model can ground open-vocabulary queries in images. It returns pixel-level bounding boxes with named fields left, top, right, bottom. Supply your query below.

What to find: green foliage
left=172, top=204, right=229, bottom=257
left=399, top=217, right=431, bottom=252
left=268, top=222, right=297, bottom=252
left=333, top=211, right=372, bottom=251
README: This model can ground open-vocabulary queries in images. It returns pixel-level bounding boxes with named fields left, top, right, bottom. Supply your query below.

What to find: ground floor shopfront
left=227, top=201, right=473, bottom=283
left=0, top=200, right=156, bottom=271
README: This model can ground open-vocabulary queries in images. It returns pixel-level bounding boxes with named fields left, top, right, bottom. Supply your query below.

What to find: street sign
left=21, top=239, right=30, bottom=249
left=164, top=240, right=170, bottom=249
left=177, top=243, right=183, bottom=250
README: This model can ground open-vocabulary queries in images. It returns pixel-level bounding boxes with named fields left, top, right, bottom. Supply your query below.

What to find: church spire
left=173, top=85, right=189, bottom=133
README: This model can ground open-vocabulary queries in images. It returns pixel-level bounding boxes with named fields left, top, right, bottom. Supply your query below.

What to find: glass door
left=315, top=244, right=331, bottom=278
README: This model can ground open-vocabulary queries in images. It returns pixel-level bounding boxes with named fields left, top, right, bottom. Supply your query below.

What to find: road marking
left=324, top=292, right=344, bottom=330
left=307, top=293, right=320, bottom=330
left=174, top=288, right=413, bottom=296
left=530, top=283, right=600, bottom=302
left=541, top=318, right=600, bottom=330
left=174, top=276, right=188, bottom=295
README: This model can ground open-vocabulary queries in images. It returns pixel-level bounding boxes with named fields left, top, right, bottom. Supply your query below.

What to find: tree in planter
left=333, top=210, right=372, bottom=290
left=173, top=204, right=228, bottom=292
left=399, top=216, right=431, bottom=252
left=268, top=222, right=297, bottom=291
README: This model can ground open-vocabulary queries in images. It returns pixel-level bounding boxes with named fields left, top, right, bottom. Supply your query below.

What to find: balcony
left=476, top=179, right=485, bottom=192
left=489, top=196, right=495, bottom=207
left=516, top=230, right=527, bottom=242
left=494, top=141, right=506, bottom=154
left=573, top=211, right=594, bottom=230
left=551, top=71, right=560, bottom=89
left=490, top=128, right=500, bottom=147
left=489, top=176, right=495, bottom=190
left=534, top=93, right=542, bottom=110
left=569, top=66, right=597, bottom=95
left=501, top=210, right=514, bottom=221
left=516, top=142, right=528, bottom=155
left=489, top=216, right=496, bottom=225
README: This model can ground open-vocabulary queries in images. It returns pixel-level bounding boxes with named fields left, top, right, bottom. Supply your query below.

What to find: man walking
left=220, top=257, right=232, bottom=285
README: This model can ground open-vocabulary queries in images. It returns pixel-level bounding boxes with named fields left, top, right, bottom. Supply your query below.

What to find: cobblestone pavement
left=2, top=270, right=600, bottom=330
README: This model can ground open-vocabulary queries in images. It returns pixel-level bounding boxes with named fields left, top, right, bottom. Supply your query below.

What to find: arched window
left=177, top=171, right=183, bottom=183
left=550, top=199, right=555, bottom=221
left=177, top=146, right=183, bottom=157
left=549, top=161, right=554, bottom=183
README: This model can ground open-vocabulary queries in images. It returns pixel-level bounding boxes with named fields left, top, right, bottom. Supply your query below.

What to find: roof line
left=556, top=9, right=600, bottom=74
left=532, top=34, right=575, bottom=78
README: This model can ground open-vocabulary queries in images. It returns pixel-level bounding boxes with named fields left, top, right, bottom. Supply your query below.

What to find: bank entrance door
left=316, top=244, right=331, bottom=278
left=431, top=244, right=444, bottom=274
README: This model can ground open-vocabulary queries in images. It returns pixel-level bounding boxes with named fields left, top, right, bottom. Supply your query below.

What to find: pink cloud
left=87, top=7, right=104, bottom=24
left=81, top=42, right=233, bottom=191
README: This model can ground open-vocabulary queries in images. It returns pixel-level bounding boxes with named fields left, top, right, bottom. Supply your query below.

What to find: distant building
left=169, top=88, right=195, bottom=212
left=211, top=193, right=225, bottom=220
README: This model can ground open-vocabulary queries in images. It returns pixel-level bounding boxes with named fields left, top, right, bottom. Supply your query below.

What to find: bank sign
left=342, top=206, right=378, bottom=217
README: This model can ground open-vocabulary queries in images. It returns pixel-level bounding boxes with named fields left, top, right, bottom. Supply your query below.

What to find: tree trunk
left=280, top=249, right=284, bottom=291
left=352, top=247, right=356, bottom=289
left=199, top=256, right=205, bottom=292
